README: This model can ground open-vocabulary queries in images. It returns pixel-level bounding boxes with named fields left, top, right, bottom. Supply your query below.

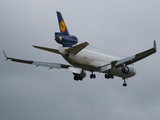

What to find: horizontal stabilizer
left=65, top=42, right=89, bottom=55
left=33, top=45, right=61, bottom=55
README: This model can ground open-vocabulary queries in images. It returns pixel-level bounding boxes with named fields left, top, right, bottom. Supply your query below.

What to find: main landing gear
left=105, top=70, right=114, bottom=79
left=105, top=74, right=114, bottom=79
left=123, top=78, right=127, bottom=87
left=90, top=73, right=96, bottom=79
left=73, top=74, right=83, bottom=81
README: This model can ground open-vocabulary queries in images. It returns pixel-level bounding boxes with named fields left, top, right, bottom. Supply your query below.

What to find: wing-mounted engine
left=121, top=66, right=129, bottom=74
left=55, top=32, right=78, bottom=47
left=121, top=65, right=136, bottom=76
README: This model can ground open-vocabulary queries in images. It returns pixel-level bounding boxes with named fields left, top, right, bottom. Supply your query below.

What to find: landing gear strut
left=122, top=78, right=127, bottom=87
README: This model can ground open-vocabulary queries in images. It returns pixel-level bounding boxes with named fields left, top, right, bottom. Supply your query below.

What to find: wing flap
left=98, top=61, right=117, bottom=72
left=32, top=61, right=61, bottom=69
left=99, top=64, right=111, bottom=72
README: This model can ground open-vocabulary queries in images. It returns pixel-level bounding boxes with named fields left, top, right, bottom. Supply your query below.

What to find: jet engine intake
left=121, top=66, right=129, bottom=74
left=55, top=36, right=63, bottom=43
left=121, top=65, right=136, bottom=77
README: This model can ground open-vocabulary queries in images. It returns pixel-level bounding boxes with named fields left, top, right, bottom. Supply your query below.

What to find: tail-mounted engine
left=55, top=32, right=78, bottom=47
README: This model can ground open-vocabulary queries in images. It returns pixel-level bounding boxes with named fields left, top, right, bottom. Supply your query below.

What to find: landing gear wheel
left=74, top=76, right=79, bottom=81
left=123, top=83, right=127, bottom=87
left=110, top=74, right=114, bottom=79
left=74, top=75, right=83, bottom=81
left=80, top=76, right=83, bottom=81
left=122, top=78, right=127, bottom=87
left=93, top=74, right=96, bottom=78
left=90, top=74, right=96, bottom=79
left=105, top=74, right=109, bottom=79
left=105, top=74, right=114, bottom=79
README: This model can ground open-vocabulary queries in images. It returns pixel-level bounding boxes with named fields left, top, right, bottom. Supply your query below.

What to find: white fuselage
left=60, top=47, right=137, bottom=78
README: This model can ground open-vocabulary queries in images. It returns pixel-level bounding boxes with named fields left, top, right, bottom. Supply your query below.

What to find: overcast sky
left=0, top=0, right=160, bottom=120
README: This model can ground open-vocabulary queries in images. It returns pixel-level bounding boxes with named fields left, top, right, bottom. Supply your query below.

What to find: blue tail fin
left=56, top=11, right=69, bottom=36
left=55, top=11, right=78, bottom=47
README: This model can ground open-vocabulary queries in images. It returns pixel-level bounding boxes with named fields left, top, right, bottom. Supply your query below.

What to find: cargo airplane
left=3, top=11, right=157, bottom=87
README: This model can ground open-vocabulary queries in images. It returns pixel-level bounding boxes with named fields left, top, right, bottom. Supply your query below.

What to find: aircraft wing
left=114, top=41, right=157, bottom=68
left=2, top=50, right=69, bottom=69
left=99, top=41, right=157, bottom=72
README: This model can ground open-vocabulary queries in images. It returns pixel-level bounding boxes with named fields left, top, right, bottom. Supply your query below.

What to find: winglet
left=2, top=50, right=8, bottom=60
left=154, top=40, right=157, bottom=51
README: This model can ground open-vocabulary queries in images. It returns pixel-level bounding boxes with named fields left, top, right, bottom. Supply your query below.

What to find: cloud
left=0, top=0, right=160, bottom=120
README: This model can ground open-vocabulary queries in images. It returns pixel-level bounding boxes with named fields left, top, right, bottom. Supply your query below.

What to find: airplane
left=3, top=11, right=157, bottom=87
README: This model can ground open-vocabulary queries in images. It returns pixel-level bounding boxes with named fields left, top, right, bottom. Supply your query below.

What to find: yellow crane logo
left=60, top=20, right=66, bottom=32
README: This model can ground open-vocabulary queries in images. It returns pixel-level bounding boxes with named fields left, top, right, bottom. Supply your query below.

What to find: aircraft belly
left=63, top=54, right=100, bottom=71
left=63, top=54, right=134, bottom=78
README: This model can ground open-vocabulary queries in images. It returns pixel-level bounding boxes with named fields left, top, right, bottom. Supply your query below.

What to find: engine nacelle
left=121, top=66, right=129, bottom=74
left=121, top=65, right=136, bottom=76
left=55, top=33, right=78, bottom=47
left=55, top=36, right=63, bottom=43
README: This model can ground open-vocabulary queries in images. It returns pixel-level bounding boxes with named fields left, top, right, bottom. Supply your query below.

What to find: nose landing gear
left=122, top=78, right=127, bottom=87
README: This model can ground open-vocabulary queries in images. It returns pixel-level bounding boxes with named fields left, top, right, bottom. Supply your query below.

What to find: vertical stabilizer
left=56, top=11, right=69, bottom=35
left=55, top=11, right=78, bottom=47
